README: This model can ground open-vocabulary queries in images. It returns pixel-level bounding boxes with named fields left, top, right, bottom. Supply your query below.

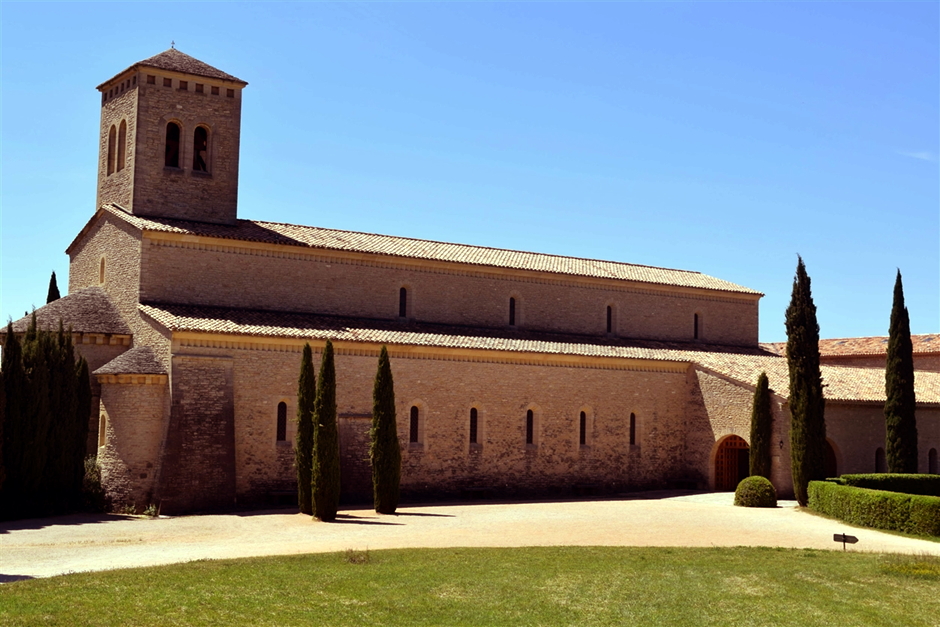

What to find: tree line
left=1, top=317, right=92, bottom=519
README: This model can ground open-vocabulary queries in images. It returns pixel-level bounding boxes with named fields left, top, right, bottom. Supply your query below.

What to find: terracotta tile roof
left=97, top=49, right=246, bottom=89
left=762, top=335, right=940, bottom=358
left=10, top=288, right=130, bottom=335
left=94, top=347, right=166, bottom=375
left=139, top=302, right=940, bottom=404
left=101, top=205, right=760, bottom=295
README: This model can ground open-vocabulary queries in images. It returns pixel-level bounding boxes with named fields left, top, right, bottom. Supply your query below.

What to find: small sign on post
left=833, top=533, right=859, bottom=550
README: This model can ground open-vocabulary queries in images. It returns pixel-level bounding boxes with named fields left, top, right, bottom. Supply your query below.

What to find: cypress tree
left=20, top=315, right=52, bottom=514
left=1, top=323, right=26, bottom=516
left=0, top=369, right=4, bottom=492
left=785, top=256, right=826, bottom=507
left=72, top=356, right=91, bottom=505
left=295, top=344, right=316, bottom=515
left=749, top=372, right=773, bottom=480
left=46, top=271, right=61, bottom=304
left=311, top=339, right=340, bottom=521
left=885, top=270, right=918, bottom=473
left=371, top=346, right=401, bottom=514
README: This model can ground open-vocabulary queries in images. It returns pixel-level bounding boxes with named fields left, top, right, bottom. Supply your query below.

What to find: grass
left=1, top=546, right=939, bottom=626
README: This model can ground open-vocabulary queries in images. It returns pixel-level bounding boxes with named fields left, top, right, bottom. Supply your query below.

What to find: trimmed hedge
left=734, top=476, right=777, bottom=508
left=808, top=481, right=940, bottom=537
left=836, top=474, right=940, bottom=497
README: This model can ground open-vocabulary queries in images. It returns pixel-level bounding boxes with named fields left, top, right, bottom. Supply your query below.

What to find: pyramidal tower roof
left=97, top=48, right=247, bottom=89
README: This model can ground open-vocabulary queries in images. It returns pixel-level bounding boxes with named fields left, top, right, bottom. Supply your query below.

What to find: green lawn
left=1, top=547, right=938, bottom=626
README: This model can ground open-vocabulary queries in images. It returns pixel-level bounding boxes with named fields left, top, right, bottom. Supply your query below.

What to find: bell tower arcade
left=95, top=48, right=248, bottom=224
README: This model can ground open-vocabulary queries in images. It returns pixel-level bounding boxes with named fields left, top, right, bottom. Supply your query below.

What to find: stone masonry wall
left=827, top=403, right=940, bottom=475
left=97, top=379, right=169, bottom=509
left=131, top=72, right=242, bottom=224
left=172, top=341, right=694, bottom=506
left=141, top=237, right=759, bottom=346
left=157, top=355, right=236, bottom=514
left=96, top=84, right=137, bottom=210
left=69, top=213, right=173, bottom=369
left=686, top=368, right=793, bottom=496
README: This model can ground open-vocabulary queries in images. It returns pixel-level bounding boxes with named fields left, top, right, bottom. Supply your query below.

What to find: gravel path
left=2, top=491, right=938, bottom=580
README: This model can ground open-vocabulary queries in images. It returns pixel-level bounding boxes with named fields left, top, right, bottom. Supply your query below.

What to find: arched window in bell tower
left=117, top=120, right=127, bottom=172
left=107, top=125, right=116, bottom=175
left=193, top=126, right=209, bottom=172
left=165, top=122, right=181, bottom=168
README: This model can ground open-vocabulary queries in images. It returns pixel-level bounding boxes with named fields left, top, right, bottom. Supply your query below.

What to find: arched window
left=399, top=287, right=408, bottom=318
left=117, top=120, right=127, bottom=171
left=276, top=402, right=287, bottom=442
left=929, top=448, right=937, bottom=475
left=875, top=447, right=887, bottom=473
left=509, top=297, right=516, bottom=326
left=525, top=409, right=534, bottom=445
left=165, top=122, right=181, bottom=168
left=694, top=313, right=700, bottom=340
left=99, top=257, right=106, bottom=284
left=606, top=306, right=613, bottom=334
left=193, top=126, right=208, bottom=172
left=579, top=411, right=587, bottom=446
left=107, top=125, right=116, bottom=175
left=469, top=408, right=478, bottom=444
left=410, top=405, right=419, bottom=443
left=629, top=412, right=636, bottom=446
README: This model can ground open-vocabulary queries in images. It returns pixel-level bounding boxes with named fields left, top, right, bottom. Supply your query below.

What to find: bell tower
left=96, top=49, right=248, bottom=224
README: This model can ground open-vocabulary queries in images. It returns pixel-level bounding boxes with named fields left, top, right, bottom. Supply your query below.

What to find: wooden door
left=715, top=435, right=749, bottom=491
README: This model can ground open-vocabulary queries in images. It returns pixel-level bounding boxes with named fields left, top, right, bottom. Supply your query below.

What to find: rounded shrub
left=734, top=475, right=777, bottom=508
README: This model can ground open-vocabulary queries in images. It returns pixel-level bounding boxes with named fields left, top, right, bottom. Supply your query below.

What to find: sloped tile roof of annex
left=140, top=302, right=940, bottom=405
left=93, top=204, right=761, bottom=295
left=762, top=334, right=940, bottom=357
left=10, top=287, right=131, bottom=335
left=94, top=347, right=166, bottom=376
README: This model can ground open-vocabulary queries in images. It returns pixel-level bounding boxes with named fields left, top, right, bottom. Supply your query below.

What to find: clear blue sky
left=1, top=2, right=937, bottom=342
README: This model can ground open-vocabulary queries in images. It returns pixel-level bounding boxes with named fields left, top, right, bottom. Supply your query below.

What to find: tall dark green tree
left=295, top=344, right=316, bottom=515
left=885, top=270, right=918, bottom=473
left=2, top=323, right=26, bottom=513
left=371, top=346, right=401, bottom=514
left=749, top=372, right=773, bottom=479
left=46, top=271, right=61, bottom=304
left=785, top=256, right=827, bottom=507
left=311, top=339, right=340, bottom=521
left=0, top=367, right=5, bottom=492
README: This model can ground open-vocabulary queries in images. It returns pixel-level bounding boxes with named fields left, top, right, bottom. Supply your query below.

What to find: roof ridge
left=250, top=218, right=706, bottom=276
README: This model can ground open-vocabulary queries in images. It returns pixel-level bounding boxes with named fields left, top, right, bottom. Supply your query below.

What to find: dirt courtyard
left=2, top=491, right=938, bottom=581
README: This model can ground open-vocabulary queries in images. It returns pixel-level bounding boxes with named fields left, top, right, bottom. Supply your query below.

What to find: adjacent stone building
left=11, top=49, right=940, bottom=513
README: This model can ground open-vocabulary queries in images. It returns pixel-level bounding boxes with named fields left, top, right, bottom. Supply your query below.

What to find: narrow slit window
left=469, top=408, right=478, bottom=444
left=106, top=125, right=116, bottom=175
left=509, top=297, right=516, bottom=326
left=410, top=406, right=419, bottom=443
left=399, top=287, right=407, bottom=318
left=629, top=413, right=636, bottom=446
left=875, top=447, right=886, bottom=473
left=579, top=411, right=587, bottom=446
left=606, top=306, right=612, bottom=334
left=165, top=122, right=180, bottom=168
left=98, top=414, right=107, bottom=448
left=193, top=126, right=208, bottom=172
left=117, top=120, right=127, bottom=172
left=99, top=257, right=106, bottom=284
left=276, top=402, right=287, bottom=442
left=525, top=409, right=534, bottom=445
left=929, top=448, right=938, bottom=474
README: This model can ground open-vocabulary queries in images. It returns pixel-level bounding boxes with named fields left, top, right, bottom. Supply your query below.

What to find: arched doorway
left=824, top=440, right=838, bottom=478
left=715, top=435, right=749, bottom=491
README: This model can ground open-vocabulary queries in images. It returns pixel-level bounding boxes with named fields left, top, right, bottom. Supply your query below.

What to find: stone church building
left=11, top=50, right=940, bottom=513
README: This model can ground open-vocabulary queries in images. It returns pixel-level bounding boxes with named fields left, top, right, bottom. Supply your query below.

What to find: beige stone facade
left=12, top=49, right=940, bottom=513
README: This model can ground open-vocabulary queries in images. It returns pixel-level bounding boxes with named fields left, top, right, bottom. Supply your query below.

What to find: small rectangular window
left=226, top=88, right=235, bottom=98
left=195, top=83, right=204, bottom=93
left=101, top=93, right=107, bottom=105
left=179, top=80, right=188, bottom=91
left=211, top=86, right=220, bottom=95
left=163, top=77, right=172, bottom=87
left=133, top=75, right=137, bottom=86
left=147, top=75, right=156, bottom=85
